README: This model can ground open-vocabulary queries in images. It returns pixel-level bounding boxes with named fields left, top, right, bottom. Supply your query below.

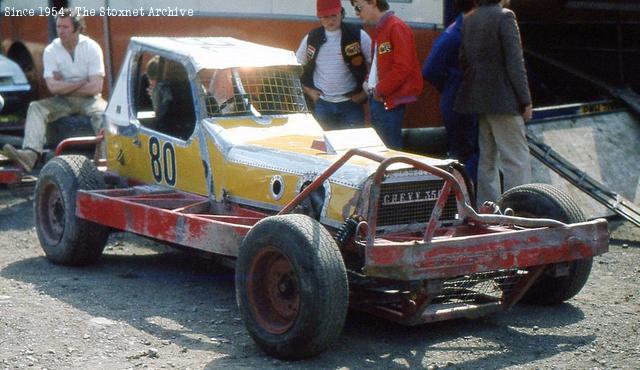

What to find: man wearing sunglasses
left=350, top=0, right=423, bottom=149
left=296, top=0, right=372, bottom=130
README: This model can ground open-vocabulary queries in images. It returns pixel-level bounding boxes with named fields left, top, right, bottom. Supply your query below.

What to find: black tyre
left=235, top=214, right=348, bottom=360
left=401, top=127, right=448, bottom=158
left=497, top=183, right=593, bottom=305
left=34, top=155, right=109, bottom=265
left=45, top=115, right=95, bottom=148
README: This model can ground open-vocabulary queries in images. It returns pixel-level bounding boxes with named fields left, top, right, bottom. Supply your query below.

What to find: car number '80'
left=149, top=137, right=177, bottom=186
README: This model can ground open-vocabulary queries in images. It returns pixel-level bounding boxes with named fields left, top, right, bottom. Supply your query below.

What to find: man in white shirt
left=296, top=0, right=371, bottom=130
left=3, top=8, right=106, bottom=171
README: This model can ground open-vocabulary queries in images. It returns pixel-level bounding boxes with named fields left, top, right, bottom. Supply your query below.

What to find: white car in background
left=0, top=55, right=31, bottom=112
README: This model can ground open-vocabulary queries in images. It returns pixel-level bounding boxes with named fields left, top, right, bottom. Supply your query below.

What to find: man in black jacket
left=296, top=0, right=371, bottom=130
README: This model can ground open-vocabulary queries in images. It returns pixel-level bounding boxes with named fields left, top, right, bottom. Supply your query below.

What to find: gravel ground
left=1, top=184, right=639, bottom=370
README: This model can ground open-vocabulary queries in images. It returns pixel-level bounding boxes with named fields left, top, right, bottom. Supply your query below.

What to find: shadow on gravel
left=263, top=307, right=592, bottom=370
left=1, top=245, right=239, bottom=355
left=1, top=242, right=595, bottom=369
left=0, top=189, right=34, bottom=232
left=202, top=303, right=594, bottom=369
left=608, top=218, right=640, bottom=247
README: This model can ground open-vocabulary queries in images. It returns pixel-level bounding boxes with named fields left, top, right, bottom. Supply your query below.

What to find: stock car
left=33, top=37, right=608, bottom=359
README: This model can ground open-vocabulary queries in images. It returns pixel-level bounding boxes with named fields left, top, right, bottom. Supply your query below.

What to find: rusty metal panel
left=364, top=219, right=609, bottom=281
left=418, top=302, right=503, bottom=324
left=75, top=188, right=252, bottom=257
left=0, top=167, right=22, bottom=185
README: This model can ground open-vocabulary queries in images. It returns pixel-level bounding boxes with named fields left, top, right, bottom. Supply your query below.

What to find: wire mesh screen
left=377, top=179, right=458, bottom=227
left=434, top=269, right=527, bottom=304
left=199, top=67, right=308, bottom=117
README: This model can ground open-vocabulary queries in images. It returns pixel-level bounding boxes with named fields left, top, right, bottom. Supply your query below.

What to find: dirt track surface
left=1, top=185, right=639, bottom=369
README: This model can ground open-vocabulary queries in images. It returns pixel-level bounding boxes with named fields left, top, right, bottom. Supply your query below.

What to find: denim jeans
left=313, top=98, right=365, bottom=130
left=369, top=98, right=405, bottom=150
left=441, top=102, right=479, bottom=185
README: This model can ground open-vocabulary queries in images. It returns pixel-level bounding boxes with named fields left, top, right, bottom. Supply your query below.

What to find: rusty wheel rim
left=38, top=182, right=65, bottom=245
left=247, top=246, right=299, bottom=334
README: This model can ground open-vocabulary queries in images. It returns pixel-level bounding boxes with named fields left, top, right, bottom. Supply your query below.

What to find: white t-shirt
left=367, top=42, right=378, bottom=91
left=43, top=34, right=105, bottom=83
left=296, top=28, right=372, bottom=103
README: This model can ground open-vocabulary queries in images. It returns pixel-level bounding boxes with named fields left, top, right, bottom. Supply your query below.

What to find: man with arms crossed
left=3, top=8, right=106, bottom=171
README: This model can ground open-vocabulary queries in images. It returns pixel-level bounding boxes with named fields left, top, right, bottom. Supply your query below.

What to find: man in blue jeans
left=296, top=0, right=371, bottom=130
left=422, top=0, right=479, bottom=185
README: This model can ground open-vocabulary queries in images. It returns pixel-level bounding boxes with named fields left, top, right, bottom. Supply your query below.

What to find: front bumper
left=364, top=218, right=609, bottom=281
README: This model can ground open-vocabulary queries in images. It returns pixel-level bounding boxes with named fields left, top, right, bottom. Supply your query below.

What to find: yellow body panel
left=106, top=131, right=207, bottom=195
left=325, top=184, right=360, bottom=221
left=247, top=135, right=325, bottom=156
left=215, top=116, right=290, bottom=129
left=225, top=162, right=301, bottom=204
left=204, top=135, right=359, bottom=222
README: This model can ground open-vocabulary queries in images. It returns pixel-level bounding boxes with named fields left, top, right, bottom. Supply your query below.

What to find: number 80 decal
left=149, top=137, right=177, bottom=186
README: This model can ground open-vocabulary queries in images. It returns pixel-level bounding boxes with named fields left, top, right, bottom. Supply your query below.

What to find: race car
left=33, top=37, right=608, bottom=360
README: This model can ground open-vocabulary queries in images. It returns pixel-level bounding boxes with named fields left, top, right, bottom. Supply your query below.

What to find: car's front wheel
left=235, top=214, right=348, bottom=360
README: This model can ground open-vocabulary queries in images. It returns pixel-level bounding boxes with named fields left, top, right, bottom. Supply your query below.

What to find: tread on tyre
left=235, top=214, right=348, bottom=360
left=34, top=155, right=109, bottom=266
left=498, top=183, right=593, bottom=305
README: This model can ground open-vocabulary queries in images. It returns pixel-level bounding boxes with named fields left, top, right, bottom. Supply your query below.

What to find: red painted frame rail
left=76, top=187, right=259, bottom=257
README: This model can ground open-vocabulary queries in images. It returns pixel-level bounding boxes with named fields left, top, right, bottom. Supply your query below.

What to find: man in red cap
left=296, top=0, right=372, bottom=130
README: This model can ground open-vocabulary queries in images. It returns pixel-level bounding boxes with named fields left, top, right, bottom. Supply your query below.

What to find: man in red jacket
left=350, top=0, right=423, bottom=149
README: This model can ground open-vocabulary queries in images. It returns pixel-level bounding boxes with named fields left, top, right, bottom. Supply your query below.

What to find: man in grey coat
left=454, top=0, right=532, bottom=207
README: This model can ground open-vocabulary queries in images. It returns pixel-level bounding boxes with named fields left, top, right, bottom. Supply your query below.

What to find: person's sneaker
left=2, top=144, right=38, bottom=172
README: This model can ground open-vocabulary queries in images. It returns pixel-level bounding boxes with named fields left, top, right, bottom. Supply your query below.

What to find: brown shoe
left=2, top=144, right=38, bottom=172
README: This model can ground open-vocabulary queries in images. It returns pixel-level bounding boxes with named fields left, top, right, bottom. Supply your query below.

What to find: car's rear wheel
left=235, top=214, right=348, bottom=360
left=498, top=183, right=593, bottom=305
left=35, top=155, right=109, bottom=265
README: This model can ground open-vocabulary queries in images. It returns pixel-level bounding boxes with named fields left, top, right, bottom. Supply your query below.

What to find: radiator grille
left=377, top=180, right=457, bottom=226
left=434, top=269, right=526, bottom=304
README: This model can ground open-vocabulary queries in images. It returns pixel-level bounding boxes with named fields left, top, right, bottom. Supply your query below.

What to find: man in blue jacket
left=422, top=0, right=478, bottom=186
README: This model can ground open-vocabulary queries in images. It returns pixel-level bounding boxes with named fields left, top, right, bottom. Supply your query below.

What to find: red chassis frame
left=0, top=166, right=22, bottom=184
left=75, top=148, right=609, bottom=325
left=0, top=135, right=104, bottom=185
